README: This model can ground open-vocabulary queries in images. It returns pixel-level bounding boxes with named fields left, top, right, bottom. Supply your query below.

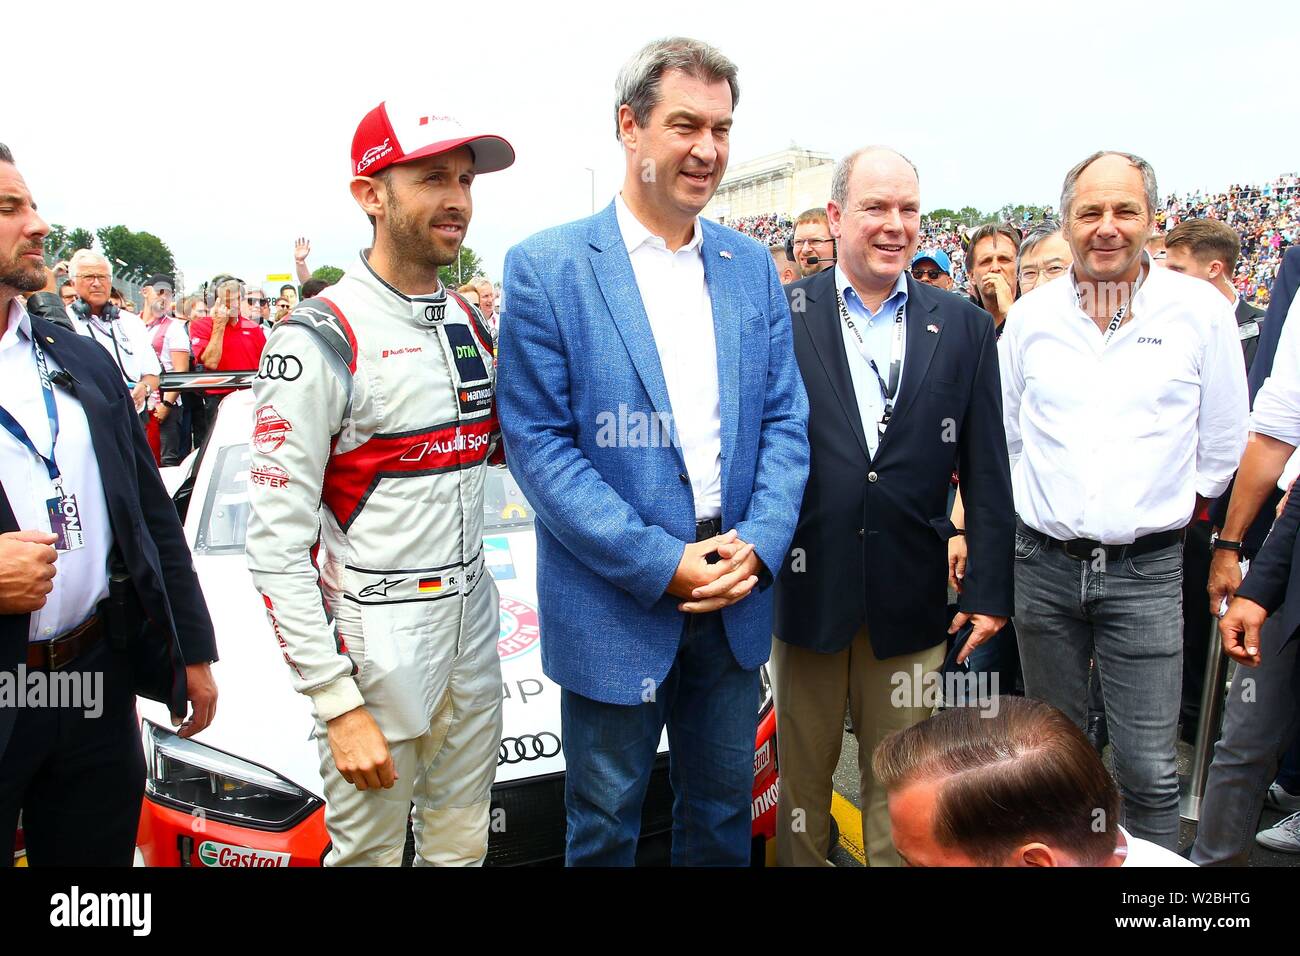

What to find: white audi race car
left=126, top=389, right=781, bottom=867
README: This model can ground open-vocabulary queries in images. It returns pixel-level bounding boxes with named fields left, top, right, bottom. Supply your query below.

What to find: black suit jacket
left=1, top=315, right=217, bottom=761
left=1236, top=475, right=1300, bottom=651
left=1237, top=296, right=1265, bottom=374
left=1209, top=249, right=1300, bottom=549
left=773, top=271, right=1014, bottom=657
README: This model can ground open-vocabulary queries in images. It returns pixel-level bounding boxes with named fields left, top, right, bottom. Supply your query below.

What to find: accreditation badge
left=47, top=491, right=85, bottom=552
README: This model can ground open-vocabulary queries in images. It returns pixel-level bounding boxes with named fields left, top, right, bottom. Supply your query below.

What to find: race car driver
left=244, top=100, right=514, bottom=866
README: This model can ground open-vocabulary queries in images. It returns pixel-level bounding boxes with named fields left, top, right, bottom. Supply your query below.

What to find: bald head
left=830, top=146, right=918, bottom=209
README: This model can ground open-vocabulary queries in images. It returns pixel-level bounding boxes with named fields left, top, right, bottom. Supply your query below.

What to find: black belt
left=27, top=613, right=104, bottom=670
left=695, top=517, right=721, bottom=543
left=1018, top=519, right=1184, bottom=562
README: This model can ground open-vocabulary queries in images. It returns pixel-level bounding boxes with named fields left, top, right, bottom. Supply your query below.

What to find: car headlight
left=758, top=664, right=773, bottom=718
left=142, top=721, right=321, bottom=831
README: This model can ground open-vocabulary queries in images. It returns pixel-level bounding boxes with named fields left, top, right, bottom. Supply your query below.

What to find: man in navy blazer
left=497, top=38, right=809, bottom=866
left=771, top=147, right=1014, bottom=866
left=0, top=144, right=217, bottom=866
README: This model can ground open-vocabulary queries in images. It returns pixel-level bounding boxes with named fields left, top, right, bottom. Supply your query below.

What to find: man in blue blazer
left=497, top=37, right=809, bottom=866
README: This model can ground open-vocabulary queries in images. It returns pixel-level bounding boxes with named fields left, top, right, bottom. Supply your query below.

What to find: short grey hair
left=1017, top=219, right=1063, bottom=268
left=1059, top=150, right=1158, bottom=221
left=69, top=249, right=111, bottom=281
left=830, top=146, right=919, bottom=209
left=0, top=143, right=13, bottom=165
left=614, top=37, right=739, bottom=141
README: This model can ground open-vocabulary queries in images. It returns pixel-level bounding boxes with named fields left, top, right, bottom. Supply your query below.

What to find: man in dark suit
left=772, top=146, right=1014, bottom=867
left=1164, top=219, right=1266, bottom=733
left=0, top=144, right=218, bottom=866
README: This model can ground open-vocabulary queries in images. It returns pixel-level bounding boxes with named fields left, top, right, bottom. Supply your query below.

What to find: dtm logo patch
left=198, top=840, right=290, bottom=868
left=498, top=597, right=540, bottom=661
left=252, top=405, right=293, bottom=453
left=444, top=322, right=490, bottom=386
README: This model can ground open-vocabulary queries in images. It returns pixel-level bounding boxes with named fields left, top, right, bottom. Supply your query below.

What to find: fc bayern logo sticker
left=498, top=597, right=540, bottom=661
left=253, top=405, right=293, bottom=454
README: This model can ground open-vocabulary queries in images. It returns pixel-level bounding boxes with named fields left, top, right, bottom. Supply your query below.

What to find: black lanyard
left=0, top=333, right=63, bottom=488
left=836, top=286, right=904, bottom=428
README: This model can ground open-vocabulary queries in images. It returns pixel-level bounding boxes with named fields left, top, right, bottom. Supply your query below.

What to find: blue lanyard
left=0, top=334, right=61, bottom=486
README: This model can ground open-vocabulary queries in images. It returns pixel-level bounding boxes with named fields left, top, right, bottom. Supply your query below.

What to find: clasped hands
left=667, top=529, right=763, bottom=613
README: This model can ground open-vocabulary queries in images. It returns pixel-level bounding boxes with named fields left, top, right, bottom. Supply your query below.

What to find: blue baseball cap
left=911, top=248, right=952, bottom=275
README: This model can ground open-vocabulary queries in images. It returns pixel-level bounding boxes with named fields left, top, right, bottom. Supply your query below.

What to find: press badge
left=47, top=490, right=85, bottom=552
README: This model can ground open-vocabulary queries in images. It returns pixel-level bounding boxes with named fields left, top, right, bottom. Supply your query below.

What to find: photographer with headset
left=787, top=206, right=837, bottom=278
left=65, top=250, right=160, bottom=423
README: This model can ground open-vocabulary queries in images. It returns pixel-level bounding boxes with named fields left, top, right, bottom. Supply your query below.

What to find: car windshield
left=192, top=443, right=535, bottom=554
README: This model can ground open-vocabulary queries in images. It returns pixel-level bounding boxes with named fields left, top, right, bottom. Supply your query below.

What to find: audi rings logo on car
left=258, top=354, right=303, bottom=381
left=498, top=732, right=561, bottom=765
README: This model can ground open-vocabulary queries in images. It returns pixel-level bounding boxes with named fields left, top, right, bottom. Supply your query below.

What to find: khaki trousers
left=772, top=628, right=944, bottom=867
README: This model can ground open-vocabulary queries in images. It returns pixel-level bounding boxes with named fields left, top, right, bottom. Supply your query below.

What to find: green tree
left=43, top=224, right=95, bottom=261
left=95, top=225, right=175, bottom=281
left=956, top=206, right=984, bottom=225
left=925, top=208, right=958, bottom=223
left=311, top=265, right=345, bottom=285
left=438, top=245, right=483, bottom=288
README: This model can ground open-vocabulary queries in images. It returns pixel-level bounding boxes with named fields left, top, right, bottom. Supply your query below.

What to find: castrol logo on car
left=198, top=840, right=290, bottom=868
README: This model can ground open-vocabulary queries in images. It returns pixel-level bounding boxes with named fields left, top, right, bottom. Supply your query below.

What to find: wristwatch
left=1210, top=531, right=1243, bottom=553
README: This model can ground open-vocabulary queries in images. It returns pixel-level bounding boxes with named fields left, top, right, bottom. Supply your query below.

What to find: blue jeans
left=561, top=611, right=760, bottom=866
left=1014, top=529, right=1184, bottom=848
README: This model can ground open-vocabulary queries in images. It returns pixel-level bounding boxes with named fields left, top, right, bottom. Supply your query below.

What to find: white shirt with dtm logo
left=244, top=252, right=501, bottom=737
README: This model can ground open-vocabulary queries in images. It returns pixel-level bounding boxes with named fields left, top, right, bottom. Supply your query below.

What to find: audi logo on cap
left=498, top=732, right=561, bottom=765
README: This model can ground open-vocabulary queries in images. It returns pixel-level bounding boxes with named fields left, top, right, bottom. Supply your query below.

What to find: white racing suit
left=245, top=252, right=502, bottom=866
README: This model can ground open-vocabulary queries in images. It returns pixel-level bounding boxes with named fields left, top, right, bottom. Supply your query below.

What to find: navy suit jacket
left=1210, top=246, right=1300, bottom=549
left=774, top=271, right=1014, bottom=657
left=1, top=315, right=216, bottom=762
left=1235, top=474, right=1300, bottom=651
left=497, top=203, right=810, bottom=705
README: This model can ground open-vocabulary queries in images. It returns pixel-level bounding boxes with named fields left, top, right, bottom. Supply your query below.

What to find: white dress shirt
left=615, top=194, right=722, bottom=520
left=146, top=314, right=192, bottom=373
left=0, top=300, right=112, bottom=640
left=1000, top=258, right=1249, bottom=543
left=68, top=306, right=162, bottom=410
left=1250, top=294, right=1300, bottom=449
left=835, top=266, right=909, bottom=458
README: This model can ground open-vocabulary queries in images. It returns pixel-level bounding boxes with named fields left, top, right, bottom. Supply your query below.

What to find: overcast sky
left=8, top=0, right=1297, bottom=292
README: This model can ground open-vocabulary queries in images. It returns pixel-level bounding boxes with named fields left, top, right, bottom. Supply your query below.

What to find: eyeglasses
left=1018, top=263, right=1070, bottom=283
left=911, top=268, right=944, bottom=281
left=793, top=237, right=833, bottom=247
left=78, top=274, right=111, bottom=284
left=246, top=297, right=267, bottom=305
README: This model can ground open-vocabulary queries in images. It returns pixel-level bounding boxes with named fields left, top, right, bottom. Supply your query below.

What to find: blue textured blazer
left=497, top=202, right=810, bottom=705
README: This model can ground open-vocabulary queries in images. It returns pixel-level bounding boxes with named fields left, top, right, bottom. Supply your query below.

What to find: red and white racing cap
left=351, top=99, right=514, bottom=178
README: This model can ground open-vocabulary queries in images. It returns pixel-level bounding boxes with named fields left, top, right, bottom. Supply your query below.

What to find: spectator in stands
left=1001, top=150, right=1250, bottom=849
left=910, top=248, right=953, bottom=290
left=873, top=697, right=1195, bottom=866
left=189, top=274, right=267, bottom=427
left=791, top=207, right=835, bottom=278
left=768, top=242, right=799, bottom=285
left=965, top=222, right=1020, bottom=330
left=293, top=236, right=312, bottom=285
left=67, top=249, right=161, bottom=421
left=141, top=273, right=191, bottom=466
left=300, top=277, right=330, bottom=299
left=1015, top=220, right=1073, bottom=293
left=1147, top=232, right=1168, bottom=265
left=456, top=283, right=481, bottom=309
left=244, top=286, right=269, bottom=327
